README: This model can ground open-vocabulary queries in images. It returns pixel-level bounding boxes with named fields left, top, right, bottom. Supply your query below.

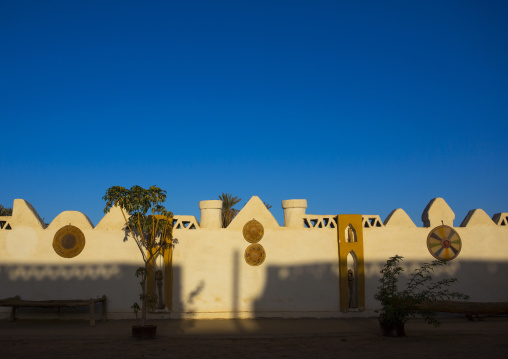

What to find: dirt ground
left=1, top=316, right=507, bottom=358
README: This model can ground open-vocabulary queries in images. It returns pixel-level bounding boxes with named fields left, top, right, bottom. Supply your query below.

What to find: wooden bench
left=0, top=295, right=107, bottom=326
left=419, top=300, right=508, bottom=320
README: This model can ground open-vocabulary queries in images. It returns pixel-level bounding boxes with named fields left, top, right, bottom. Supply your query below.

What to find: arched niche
left=337, top=214, right=365, bottom=312
left=345, top=224, right=357, bottom=243
left=347, top=251, right=359, bottom=309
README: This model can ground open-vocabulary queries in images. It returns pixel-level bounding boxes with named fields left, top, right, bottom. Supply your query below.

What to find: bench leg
left=101, top=299, right=107, bottom=322
left=10, top=307, right=16, bottom=322
left=89, top=298, right=95, bottom=327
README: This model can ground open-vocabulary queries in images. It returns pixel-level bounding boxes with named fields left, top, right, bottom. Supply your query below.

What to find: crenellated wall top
left=0, top=197, right=506, bottom=233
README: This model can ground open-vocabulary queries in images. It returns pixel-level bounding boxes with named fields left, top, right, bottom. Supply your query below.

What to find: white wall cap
left=228, top=196, right=280, bottom=230
left=95, top=205, right=127, bottom=231
left=12, top=199, right=45, bottom=229
left=422, top=197, right=455, bottom=227
left=199, top=200, right=223, bottom=210
left=47, top=211, right=94, bottom=231
left=384, top=208, right=416, bottom=227
left=281, top=199, right=308, bottom=209
left=460, top=209, right=496, bottom=227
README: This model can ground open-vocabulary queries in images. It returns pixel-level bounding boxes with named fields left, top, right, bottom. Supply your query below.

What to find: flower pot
left=132, top=325, right=157, bottom=339
left=379, top=321, right=405, bottom=337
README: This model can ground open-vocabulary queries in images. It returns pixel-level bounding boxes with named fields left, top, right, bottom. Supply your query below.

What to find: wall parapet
left=0, top=216, right=12, bottom=230
left=199, top=200, right=222, bottom=229
left=282, top=199, right=307, bottom=228
left=493, top=213, right=508, bottom=226
left=362, top=215, right=384, bottom=228
left=173, top=215, right=199, bottom=230
left=303, top=215, right=337, bottom=229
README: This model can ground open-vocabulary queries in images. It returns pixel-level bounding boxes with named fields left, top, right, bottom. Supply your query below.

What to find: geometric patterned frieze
left=362, top=215, right=384, bottom=228
left=303, top=216, right=337, bottom=229
left=0, top=220, right=12, bottom=230
left=173, top=216, right=199, bottom=230
left=52, top=225, right=86, bottom=258
left=492, top=213, right=508, bottom=226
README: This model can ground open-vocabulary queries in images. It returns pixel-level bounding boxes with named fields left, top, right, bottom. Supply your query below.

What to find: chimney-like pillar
left=199, top=200, right=223, bottom=229
left=282, top=199, right=307, bottom=228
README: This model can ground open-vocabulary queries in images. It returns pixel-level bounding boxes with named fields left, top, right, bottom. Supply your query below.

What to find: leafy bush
left=375, top=255, right=469, bottom=327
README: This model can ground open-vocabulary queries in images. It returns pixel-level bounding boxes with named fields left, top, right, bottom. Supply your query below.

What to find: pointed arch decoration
left=347, top=250, right=359, bottom=309
left=337, top=215, right=365, bottom=312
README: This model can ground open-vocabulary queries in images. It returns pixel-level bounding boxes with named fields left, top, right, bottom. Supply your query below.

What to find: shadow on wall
left=0, top=263, right=142, bottom=315
left=170, top=257, right=508, bottom=319
left=3, top=259, right=508, bottom=320
left=248, top=259, right=508, bottom=317
left=253, top=264, right=341, bottom=313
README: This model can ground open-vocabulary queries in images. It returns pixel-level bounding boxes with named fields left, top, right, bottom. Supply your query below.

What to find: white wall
left=1, top=197, right=507, bottom=320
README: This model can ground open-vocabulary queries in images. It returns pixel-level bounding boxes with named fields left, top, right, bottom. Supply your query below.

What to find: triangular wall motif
left=460, top=209, right=495, bottom=227
left=227, top=196, right=280, bottom=230
left=384, top=208, right=416, bottom=227
left=12, top=199, right=45, bottom=229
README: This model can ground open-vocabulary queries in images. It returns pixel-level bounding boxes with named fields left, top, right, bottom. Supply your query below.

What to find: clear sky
left=1, top=0, right=507, bottom=227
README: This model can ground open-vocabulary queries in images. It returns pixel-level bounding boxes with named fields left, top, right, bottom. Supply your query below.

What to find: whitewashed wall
left=1, top=196, right=507, bottom=320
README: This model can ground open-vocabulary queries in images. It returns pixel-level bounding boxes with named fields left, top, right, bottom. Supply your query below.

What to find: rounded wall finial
left=199, top=200, right=223, bottom=228
left=282, top=199, right=307, bottom=228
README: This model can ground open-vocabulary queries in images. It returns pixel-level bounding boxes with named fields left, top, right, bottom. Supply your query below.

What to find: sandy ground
left=1, top=316, right=507, bottom=358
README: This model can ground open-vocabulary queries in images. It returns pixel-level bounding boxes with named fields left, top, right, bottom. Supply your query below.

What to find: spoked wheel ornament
left=427, top=225, right=462, bottom=261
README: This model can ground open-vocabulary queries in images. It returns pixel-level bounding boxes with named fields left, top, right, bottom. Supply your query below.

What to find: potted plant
left=103, top=185, right=173, bottom=339
left=374, top=255, right=469, bottom=337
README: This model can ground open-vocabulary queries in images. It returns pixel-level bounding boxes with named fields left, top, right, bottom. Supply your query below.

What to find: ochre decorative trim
left=337, top=215, right=365, bottom=312
left=244, top=244, right=266, bottom=266
left=53, top=225, right=85, bottom=258
left=427, top=225, right=462, bottom=261
left=243, top=219, right=264, bottom=243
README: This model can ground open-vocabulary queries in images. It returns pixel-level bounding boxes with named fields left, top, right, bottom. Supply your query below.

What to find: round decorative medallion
left=244, top=243, right=266, bottom=266
left=427, top=225, right=461, bottom=261
left=243, top=219, right=264, bottom=243
left=53, top=225, right=86, bottom=258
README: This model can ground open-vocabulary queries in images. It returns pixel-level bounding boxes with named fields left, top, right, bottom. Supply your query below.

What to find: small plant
left=131, top=302, right=141, bottom=326
left=375, top=255, right=469, bottom=332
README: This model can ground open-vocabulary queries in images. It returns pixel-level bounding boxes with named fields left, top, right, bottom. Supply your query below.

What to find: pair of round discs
left=243, top=219, right=265, bottom=266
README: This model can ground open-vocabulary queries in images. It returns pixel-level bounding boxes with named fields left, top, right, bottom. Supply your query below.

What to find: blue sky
left=1, top=0, right=507, bottom=227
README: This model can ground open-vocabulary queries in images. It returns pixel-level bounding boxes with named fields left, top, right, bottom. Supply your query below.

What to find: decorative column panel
left=337, top=214, right=365, bottom=312
left=146, top=246, right=173, bottom=311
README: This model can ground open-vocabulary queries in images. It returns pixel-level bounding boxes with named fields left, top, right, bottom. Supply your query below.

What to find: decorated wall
left=1, top=196, right=507, bottom=320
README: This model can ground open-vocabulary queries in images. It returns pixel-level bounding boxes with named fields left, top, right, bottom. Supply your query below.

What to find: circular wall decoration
left=244, top=243, right=266, bottom=266
left=53, top=225, right=86, bottom=258
left=427, top=225, right=461, bottom=261
left=243, top=219, right=264, bottom=243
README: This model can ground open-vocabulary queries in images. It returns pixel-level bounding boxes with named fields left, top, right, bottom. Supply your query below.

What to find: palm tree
left=0, top=205, right=12, bottom=216
left=219, top=193, right=241, bottom=228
